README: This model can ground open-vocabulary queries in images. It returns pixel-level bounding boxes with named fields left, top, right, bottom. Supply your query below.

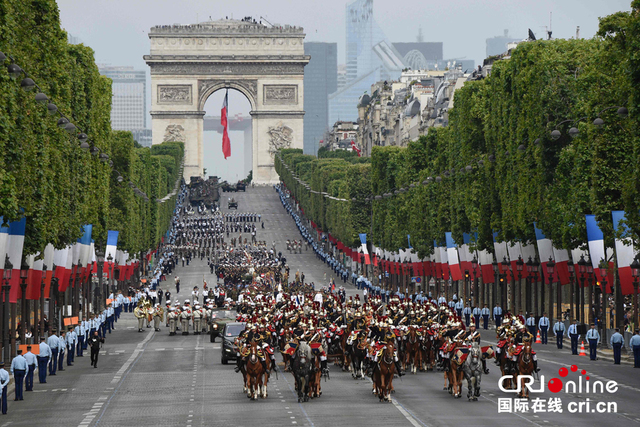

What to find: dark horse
left=349, top=331, right=368, bottom=379
left=291, top=341, right=312, bottom=402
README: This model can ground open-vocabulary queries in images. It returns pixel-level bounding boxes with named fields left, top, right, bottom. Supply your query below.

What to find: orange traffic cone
left=535, top=331, right=542, bottom=344
left=579, top=341, right=587, bottom=356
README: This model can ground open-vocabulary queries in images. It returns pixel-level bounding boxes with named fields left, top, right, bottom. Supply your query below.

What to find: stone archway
left=145, top=18, right=309, bottom=184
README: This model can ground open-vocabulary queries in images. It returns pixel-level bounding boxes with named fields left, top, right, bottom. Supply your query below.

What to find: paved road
left=4, top=187, right=640, bottom=427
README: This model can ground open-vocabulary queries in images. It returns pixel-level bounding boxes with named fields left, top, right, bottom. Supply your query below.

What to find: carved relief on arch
left=197, top=79, right=257, bottom=110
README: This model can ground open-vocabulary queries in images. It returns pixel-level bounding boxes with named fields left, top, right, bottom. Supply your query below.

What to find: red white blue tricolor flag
left=221, top=90, right=231, bottom=159
left=359, top=233, right=370, bottom=264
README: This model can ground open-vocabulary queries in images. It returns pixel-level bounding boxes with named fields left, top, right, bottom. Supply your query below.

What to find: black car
left=220, top=322, right=246, bottom=365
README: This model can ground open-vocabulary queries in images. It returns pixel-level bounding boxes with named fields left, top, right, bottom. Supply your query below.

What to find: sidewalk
left=476, top=327, right=636, bottom=366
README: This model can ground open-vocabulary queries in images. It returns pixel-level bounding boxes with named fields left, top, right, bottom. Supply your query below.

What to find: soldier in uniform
left=193, top=304, right=203, bottom=335
left=153, top=304, right=164, bottom=332
left=134, top=302, right=146, bottom=332
left=167, top=308, right=178, bottom=335
left=181, top=301, right=192, bottom=335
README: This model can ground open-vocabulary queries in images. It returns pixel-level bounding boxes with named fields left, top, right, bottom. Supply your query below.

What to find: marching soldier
left=193, top=304, right=203, bottom=335
left=181, top=302, right=192, bottom=335
left=153, top=304, right=164, bottom=331
left=134, top=303, right=146, bottom=332
left=167, top=308, right=178, bottom=335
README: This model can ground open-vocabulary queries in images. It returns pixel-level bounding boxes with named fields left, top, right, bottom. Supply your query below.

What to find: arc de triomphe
left=144, top=19, right=309, bottom=184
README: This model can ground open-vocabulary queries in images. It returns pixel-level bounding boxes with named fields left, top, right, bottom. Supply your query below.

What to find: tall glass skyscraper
left=330, top=0, right=405, bottom=124
left=304, top=42, right=338, bottom=155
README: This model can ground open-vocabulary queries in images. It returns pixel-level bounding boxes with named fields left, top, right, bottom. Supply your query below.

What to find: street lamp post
left=96, top=250, right=105, bottom=314
left=501, top=256, right=510, bottom=311
left=471, top=255, right=478, bottom=308
left=516, top=256, right=523, bottom=314
left=2, top=256, right=12, bottom=362
left=464, top=270, right=469, bottom=306
left=35, top=264, right=46, bottom=343
left=531, top=257, right=540, bottom=316
left=631, top=257, right=640, bottom=329
left=567, top=259, right=575, bottom=321
left=577, top=255, right=587, bottom=324
left=107, top=254, right=113, bottom=308
left=526, top=257, right=533, bottom=315
left=492, top=259, right=499, bottom=311
left=598, top=260, right=608, bottom=331
left=586, top=257, right=594, bottom=325
left=546, top=257, right=556, bottom=321
left=19, top=260, right=29, bottom=345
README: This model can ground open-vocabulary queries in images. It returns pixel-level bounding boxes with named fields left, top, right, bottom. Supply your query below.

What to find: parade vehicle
left=188, top=176, right=220, bottom=207
left=236, top=181, right=246, bottom=192
left=228, top=198, right=238, bottom=209
left=209, top=310, right=235, bottom=343
left=221, top=322, right=247, bottom=364
left=221, top=181, right=238, bottom=192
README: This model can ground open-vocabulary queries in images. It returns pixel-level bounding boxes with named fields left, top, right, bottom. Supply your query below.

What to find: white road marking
left=391, top=399, right=425, bottom=427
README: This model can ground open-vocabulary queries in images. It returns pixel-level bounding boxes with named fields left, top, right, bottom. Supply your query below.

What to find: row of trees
left=0, top=0, right=182, bottom=256
left=277, top=2, right=640, bottom=259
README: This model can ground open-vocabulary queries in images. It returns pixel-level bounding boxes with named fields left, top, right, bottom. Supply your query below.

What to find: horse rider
left=464, top=323, right=488, bottom=374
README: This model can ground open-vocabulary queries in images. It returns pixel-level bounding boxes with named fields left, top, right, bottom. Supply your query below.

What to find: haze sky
left=56, top=0, right=632, bottom=180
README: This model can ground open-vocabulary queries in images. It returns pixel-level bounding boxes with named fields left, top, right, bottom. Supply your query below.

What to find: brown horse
left=308, top=354, right=322, bottom=398
left=404, top=327, right=422, bottom=374
left=421, top=331, right=436, bottom=371
left=245, top=341, right=265, bottom=400
left=516, top=340, right=535, bottom=399
left=497, top=343, right=513, bottom=390
left=373, top=341, right=396, bottom=402
left=449, top=348, right=466, bottom=398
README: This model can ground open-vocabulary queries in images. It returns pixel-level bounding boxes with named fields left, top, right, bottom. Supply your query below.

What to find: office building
left=303, top=42, right=338, bottom=155
left=98, top=65, right=148, bottom=133
left=486, top=30, right=521, bottom=57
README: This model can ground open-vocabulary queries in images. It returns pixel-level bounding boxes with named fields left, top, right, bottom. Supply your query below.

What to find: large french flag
left=439, top=243, right=450, bottom=280
left=445, top=232, right=463, bottom=280
left=585, top=215, right=614, bottom=293
left=77, top=225, right=93, bottom=283
left=359, top=234, right=370, bottom=264
left=612, top=210, right=636, bottom=295
left=0, top=217, right=27, bottom=303
left=221, top=90, right=231, bottom=159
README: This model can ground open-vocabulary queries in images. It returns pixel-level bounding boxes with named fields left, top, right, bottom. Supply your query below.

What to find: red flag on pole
left=221, top=90, right=231, bottom=159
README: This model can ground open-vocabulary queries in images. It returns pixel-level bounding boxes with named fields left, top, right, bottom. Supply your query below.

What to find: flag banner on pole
left=350, top=140, right=361, bottom=156
left=445, top=232, right=462, bottom=281
left=533, top=223, right=570, bottom=284
left=0, top=216, right=27, bottom=303
left=221, top=90, right=231, bottom=159
left=359, top=233, right=370, bottom=264
left=585, top=214, right=614, bottom=293
left=478, top=249, right=495, bottom=283
left=612, top=210, right=636, bottom=295
left=25, top=253, right=43, bottom=300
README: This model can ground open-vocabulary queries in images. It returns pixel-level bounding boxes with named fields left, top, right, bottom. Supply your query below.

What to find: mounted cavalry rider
left=464, top=323, right=489, bottom=374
